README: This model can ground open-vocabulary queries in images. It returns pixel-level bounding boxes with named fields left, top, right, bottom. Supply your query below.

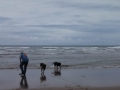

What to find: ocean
left=0, top=45, right=120, bottom=69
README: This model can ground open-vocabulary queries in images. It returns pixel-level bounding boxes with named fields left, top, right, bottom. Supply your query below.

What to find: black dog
left=40, top=63, right=46, bottom=73
left=52, top=62, right=61, bottom=69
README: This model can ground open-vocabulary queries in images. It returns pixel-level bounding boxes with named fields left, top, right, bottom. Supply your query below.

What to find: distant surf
left=0, top=45, right=120, bottom=69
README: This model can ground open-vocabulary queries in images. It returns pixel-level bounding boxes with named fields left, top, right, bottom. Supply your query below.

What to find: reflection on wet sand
left=54, top=69, right=61, bottom=76
left=20, top=76, right=28, bottom=89
left=40, top=73, right=46, bottom=82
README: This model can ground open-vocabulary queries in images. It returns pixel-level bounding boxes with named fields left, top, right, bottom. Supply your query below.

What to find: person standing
left=19, top=52, right=29, bottom=76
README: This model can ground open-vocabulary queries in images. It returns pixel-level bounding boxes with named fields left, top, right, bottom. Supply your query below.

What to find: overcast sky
left=0, top=0, right=120, bottom=45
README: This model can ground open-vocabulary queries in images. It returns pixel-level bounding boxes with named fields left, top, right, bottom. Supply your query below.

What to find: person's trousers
left=20, top=61, right=28, bottom=75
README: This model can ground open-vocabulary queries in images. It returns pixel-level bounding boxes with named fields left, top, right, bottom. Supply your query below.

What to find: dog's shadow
left=20, top=76, right=28, bottom=89
left=40, top=73, right=46, bottom=82
left=54, top=69, right=61, bottom=76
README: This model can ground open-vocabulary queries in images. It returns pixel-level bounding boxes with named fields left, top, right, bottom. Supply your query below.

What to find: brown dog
left=40, top=63, right=46, bottom=73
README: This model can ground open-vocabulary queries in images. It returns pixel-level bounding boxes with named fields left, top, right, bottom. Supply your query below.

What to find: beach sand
left=0, top=68, right=120, bottom=90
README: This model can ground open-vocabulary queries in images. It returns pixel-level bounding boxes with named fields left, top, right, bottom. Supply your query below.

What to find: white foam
left=109, top=46, right=120, bottom=49
left=19, top=47, right=30, bottom=49
left=0, top=47, right=30, bottom=49
left=43, top=47, right=59, bottom=49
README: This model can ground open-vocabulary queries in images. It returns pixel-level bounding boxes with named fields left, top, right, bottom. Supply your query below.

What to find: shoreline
left=0, top=65, right=119, bottom=69
left=0, top=68, right=120, bottom=90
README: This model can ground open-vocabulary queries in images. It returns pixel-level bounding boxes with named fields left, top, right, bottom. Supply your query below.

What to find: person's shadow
left=40, top=73, right=46, bottom=83
left=20, top=76, right=28, bottom=89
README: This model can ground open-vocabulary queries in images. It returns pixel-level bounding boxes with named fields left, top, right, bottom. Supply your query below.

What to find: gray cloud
left=0, top=0, right=119, bottom=45
left=52, top=0, right=120, bottom=11
left=0, top=17, right=10, bottom=24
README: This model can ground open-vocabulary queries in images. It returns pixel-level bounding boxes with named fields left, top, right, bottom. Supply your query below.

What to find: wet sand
left=0, top=68, right=120, bottom=90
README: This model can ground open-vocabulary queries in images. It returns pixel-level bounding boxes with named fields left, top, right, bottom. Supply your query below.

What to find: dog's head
left=40, top=63, right=44, bottom=66
left=40, top=63, right=46, bottom=67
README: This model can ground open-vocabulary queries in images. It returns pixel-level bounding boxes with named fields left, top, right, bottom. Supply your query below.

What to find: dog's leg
left=41, top=68, right=42, bottom=73
left=43, top=69, right=44, bottom=74
left=57, top=66, right=58, bottom=70
left=54, top=65, right=56, bottom=69
left=41, top=72, right=44, bottom=76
